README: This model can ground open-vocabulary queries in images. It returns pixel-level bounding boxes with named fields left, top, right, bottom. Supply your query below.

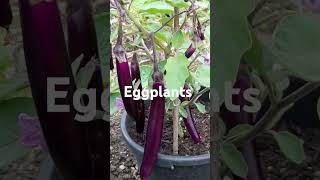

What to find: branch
left=173, top=99, right=180, bottom=155
left=182, top=87, right=210, bottom=107
left=229, top=82, right=320, bottom=146
left=117, top=0, right=170, bottom=55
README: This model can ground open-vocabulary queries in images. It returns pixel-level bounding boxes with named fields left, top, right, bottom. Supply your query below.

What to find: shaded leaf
left=272, top=14, right=320, bottom=81
left=220, top=143, right=248, bottom=178
left=271, top=131, right=305, bottom=164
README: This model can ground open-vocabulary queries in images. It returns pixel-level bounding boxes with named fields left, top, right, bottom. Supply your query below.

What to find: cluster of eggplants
left=131, top=53, right=145, bottom=133
left=18, top=1, right=92, bottom=179
left=0, top=0, right=12, bottom=30
left=221, top=74, right=265, bottom=180
left=66, top=0, right=109, bottom=178
left=140, top=70, right=165, bottom=180
left=114, top=20, right=146, bottom=133
left=179, top=84, right=201, bottom=144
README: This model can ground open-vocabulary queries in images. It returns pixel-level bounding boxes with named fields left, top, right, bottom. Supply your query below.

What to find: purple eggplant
left=221, top=73, right=265, bottom=180
left=0, top=0, right=12, bottom=30
left=180, top=85, right=201, bottom=144
left=18, top=0, right=91, bottom=179
left=131, top=53, right=145, bottom=133
left=140, top=81, right=165, bottom=180
left=66, top=1, right=109, bottom=179
left=110, top=43, right=114, bottom=70
left=114, top=19, right=138, bottom=120
left=185, top=44, right=196, bottom=58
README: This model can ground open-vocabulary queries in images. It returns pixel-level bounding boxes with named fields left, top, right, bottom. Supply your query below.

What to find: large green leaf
left=94, top=13, right=109, bottom=85
left=270, top=131, right=305, bottom=164
left=110, top=92, right=121, bottom=115
left=226, top=124, right=253, bottom=140
left=171, top=30, right=184, bottom=49
left=220, top=143, right=248, bottom=178
left=140, top=65, right=153, bottom=89
left=212, top=0, right=255, bottom=104
left=271, top=14, right=320, bottom=81
left=141, top=1, right=174, bottom=14
left=166, top=0, right=190, bottom=8
left=193, top=65, right=210, bottom=87
left=164, top=53, right=189, bottom=100
left=0, top=98, right=36, bottom=168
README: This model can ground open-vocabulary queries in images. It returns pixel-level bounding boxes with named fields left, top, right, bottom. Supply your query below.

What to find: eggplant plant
left=111, top=0, right=210, bottom=179
left=212, top=0, right=320, bottom=179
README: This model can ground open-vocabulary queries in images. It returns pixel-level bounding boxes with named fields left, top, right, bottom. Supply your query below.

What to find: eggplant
left=66, top=0, right=109, bottom=179
left=18, top=1, right=91, bottom=179
left=221, top=73, right=265, bottom=180
left=180, top=85, right=201, bottom=144
left=140, top=80, right=165, bottom=180
left=110, top=43, right=114, bottom=70
left=131, top=53, right=145, bottom=133
left=114, top=19, right=138, bottom=120
left=0, top=0, right=12, bottom=30
left=185, top=44, right=196, bottom=58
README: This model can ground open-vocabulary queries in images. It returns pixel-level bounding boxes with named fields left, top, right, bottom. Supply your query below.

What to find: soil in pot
left=128, top=107, right=210, bottom=156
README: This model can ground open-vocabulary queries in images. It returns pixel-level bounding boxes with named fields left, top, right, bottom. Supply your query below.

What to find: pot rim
left=120, top=111, right=210, bottom=167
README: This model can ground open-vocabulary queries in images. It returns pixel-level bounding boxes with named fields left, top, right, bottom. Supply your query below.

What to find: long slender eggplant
left=114, top=18, right=138, bottom=120
left=140, top=33, right=165, bottom=180
left=221, top=71, right=265, bottom=180
left=110, top=43, right=114, bottom=70
left=180, top=85, right=201, bottom=144
left=131, top=52, right=145, bottom=133
left=140, top=80, right=165, bottom=180
left=66, top=0, right=109, bottom=179
left=0, top=0, right=12, bottom=30
left=18, top=1, right=91, bottom=179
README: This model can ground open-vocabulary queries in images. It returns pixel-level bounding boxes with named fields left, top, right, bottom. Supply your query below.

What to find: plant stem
left=182, top=87, right=210, bottom=107
left=173, top=99, right=180, bottom=155
left=174, top=8, right=180, bottom=32
left=154, top=8, right=195, bottom=33
left=117, top=0, right=170, bottom=55
left=229, top=82, right=320, bottom=146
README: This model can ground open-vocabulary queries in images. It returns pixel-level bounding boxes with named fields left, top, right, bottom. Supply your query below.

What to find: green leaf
left=270, top=131, right=305, bottom=164
left=244, top=32, right=263, bottom=73
left=140, top=65, right=153, bottom=89
left=171, top=30, right=184, bottom=49
left=193, top=65, right=210, bottom=87
left=0, top=98, right=36, bottom=168
left=0, top=73, right=29, bottom=101
left=166, top=0, right=190, bottom=8
left=271, top=14, right=320, bottom=81
left=95, top=13, right=109, bottom=84
left=179, top=107, right=188, bottom=118
left=76, top=59, right=97, bottom=88
left=212, top=0, right=255, bottom=104
left=141, top=1, right=174, bottom=14
left=71, top=54, right=84, bottom=78
left=226, top=124, right=254, bottom=140
left=110, top=92, right=121, bottom=115
left=195, top=102, right=206, bottom=113
left=220, top=143, right=248, bottom=178
left=164, top=53, right=189, bottom=100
